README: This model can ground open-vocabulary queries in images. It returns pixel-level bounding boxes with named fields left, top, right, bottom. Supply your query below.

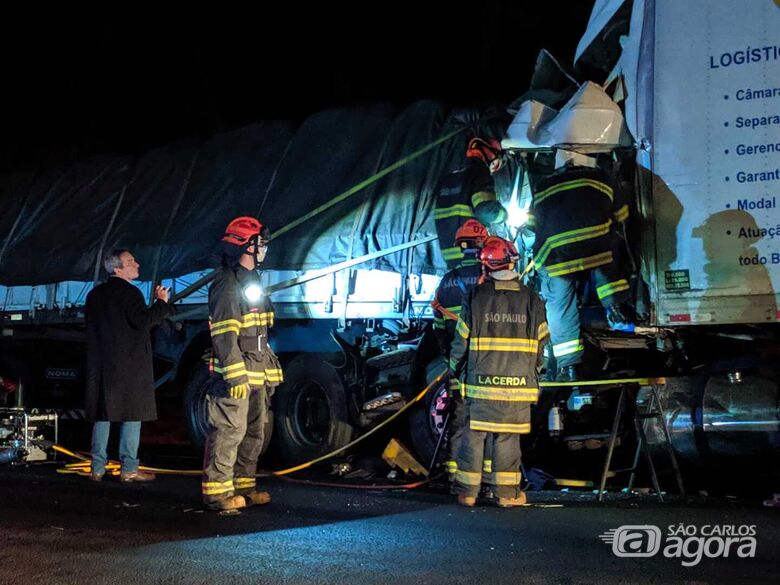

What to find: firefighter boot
left=457, top=494, right=477, bottom=507
left=243, top=491, right=272, bottom=506
left=556, top=365, right=580, bottom=383
left=497, top=491, right=527, bottom=508
left=208, top=495, right=248, bottom=512
left=606, top=303, right=635, bottom=333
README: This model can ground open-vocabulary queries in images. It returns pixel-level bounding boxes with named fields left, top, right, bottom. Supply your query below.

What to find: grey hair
left=103, top=248, right=131, bottom=275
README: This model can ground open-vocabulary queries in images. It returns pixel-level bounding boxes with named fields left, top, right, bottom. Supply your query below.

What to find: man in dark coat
left=85, top=249, right=172, bottom=482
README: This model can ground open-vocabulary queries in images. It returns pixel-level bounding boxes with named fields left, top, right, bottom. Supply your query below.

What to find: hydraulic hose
left=55, top=370, right=449, bottom=484
left=54, top=375, right=664, bottom=483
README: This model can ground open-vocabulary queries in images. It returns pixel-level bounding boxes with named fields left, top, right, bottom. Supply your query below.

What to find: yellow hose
left=55, top=374, right=662, bottom=478
left=56, top=370, right=448, bottom=478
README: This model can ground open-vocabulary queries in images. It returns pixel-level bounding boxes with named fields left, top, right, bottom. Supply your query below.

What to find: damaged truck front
left=500, top=0, right=780, bottom=483
left=0, top=101, right=487, bottom=467
left=2, top=0, right=778, bottom=490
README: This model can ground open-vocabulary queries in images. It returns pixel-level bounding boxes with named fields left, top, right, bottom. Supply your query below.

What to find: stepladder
left=597, top=381, right=686, bottom=502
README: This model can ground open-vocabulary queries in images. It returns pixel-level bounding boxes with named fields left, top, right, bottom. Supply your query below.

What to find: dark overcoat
left=84, top=277, right=172, bottom=421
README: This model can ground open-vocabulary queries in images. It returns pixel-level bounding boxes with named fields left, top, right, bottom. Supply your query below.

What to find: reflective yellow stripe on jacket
left=211, top=361, right=249, bottom=381
left=545, top=251, right=613, bottom=277
left=534, top=220, right=612, bottom=268
left=442, top=246, right=465, bottom=261
left=242, top=312, right=274, bottom=327
left=455, top=317, right=470, bottom=339
left=534, top=178, right=613, bottom=206
left=434, top=204, right=473, bottom=220
left=471, top=190, right=496, bottom=207
left=210, top=318, right=241, bottom=336
left=464, top=384, right=539, bottom=402
left=469, top=337, right=539, bottom=353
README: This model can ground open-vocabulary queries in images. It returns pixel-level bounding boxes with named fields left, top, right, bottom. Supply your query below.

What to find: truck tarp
left=0, top=101, right=487, bottom=286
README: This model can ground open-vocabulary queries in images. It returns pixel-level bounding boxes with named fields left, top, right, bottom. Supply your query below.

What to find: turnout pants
left=202, top=383, right=268, bottom=505
left=540, top=263, right=630, bottom=368
left=446, top=378, right=494, bottom=481
left=445, top=377, right=465, bottom=478
left=453, top=414, right=523, bottom=500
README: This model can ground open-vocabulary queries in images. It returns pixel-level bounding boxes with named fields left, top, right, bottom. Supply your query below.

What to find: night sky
left=0, top=2, right=595, bottom=174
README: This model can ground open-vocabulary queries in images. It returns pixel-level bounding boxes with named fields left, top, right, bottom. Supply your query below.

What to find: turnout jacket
left=529, top=165, right=628, bottom=277
left=433, top=161, right=507, bottom=264
left=208, top=264, right=283, bottom=389
left=431, top=254, right=483, bottom=355
left=449, top=277, right=549, bottom=434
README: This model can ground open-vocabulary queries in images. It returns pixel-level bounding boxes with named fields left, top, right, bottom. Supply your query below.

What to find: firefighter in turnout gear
left=528, top=150, right=633, bottom=382
left=201, top=216, right=283, bottom=511
left=449, top=237, right=549, bottom=507
left=434, top=137, right=508, bottom=268
left=431, top=219, right=488, bottom=479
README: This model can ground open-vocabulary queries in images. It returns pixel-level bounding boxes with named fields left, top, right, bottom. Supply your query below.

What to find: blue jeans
left=90, top=421, right=141, bottom=475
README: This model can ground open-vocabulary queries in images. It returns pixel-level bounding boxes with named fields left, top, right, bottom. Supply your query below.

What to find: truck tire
left=183, top=361, right=273, bottom=454
left=273, top=354, right=354, bottom=466
left=409, top=356, right=451, bottom=468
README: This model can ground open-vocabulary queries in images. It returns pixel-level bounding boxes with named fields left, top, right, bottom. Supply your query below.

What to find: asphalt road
left=0, top=463, right=777, bottom=585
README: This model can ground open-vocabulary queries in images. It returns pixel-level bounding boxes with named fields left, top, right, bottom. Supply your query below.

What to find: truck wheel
left=273, top=354, right=354, bottom=466
left=409, top=357, right=451, bottom=468
left=183, top=361, right=274, bottom=454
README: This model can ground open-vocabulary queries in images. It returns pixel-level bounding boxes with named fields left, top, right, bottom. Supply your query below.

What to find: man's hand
left=228, top=383, right=250, bottom=400
left=154, top=285, right=170, bottom=303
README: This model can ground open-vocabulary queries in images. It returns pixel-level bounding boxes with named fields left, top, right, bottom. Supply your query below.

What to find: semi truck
left=1, top=0, right=777, bottom=491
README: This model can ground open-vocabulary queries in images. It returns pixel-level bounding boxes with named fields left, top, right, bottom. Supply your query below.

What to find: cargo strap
left=170, top=123, right=474, bottom=304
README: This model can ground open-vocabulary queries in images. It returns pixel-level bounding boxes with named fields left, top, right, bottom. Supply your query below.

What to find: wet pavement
left=0, top=462, right=777, bottom=585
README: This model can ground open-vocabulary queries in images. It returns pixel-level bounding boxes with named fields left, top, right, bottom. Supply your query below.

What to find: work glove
left=228, top=382, right=250, bottom=400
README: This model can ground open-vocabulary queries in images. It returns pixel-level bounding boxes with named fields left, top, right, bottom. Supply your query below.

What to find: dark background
left=0, top=2, right=595, bottom=174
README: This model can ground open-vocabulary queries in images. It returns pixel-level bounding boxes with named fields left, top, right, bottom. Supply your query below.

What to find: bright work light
left=243, top=284, right=263, bottom=303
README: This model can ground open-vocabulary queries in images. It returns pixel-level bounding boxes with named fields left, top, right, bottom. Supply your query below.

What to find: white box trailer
left=578, top=0, right=780, bottom=474
left=588, top=0, right=780, bottom=326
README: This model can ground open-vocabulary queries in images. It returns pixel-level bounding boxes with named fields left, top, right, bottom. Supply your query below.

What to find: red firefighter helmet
left=454, top=219, right=488, bottom=247
left=466, top=137, right=503, bottom=172
left=479, top=236, right=519, bottom=270
left=222, top=216, right=268, bottom=246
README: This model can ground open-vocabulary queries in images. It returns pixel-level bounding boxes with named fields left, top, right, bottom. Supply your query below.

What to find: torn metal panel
left=503, top=82, right=633, bottom=152
left=574, top=0, right=634, bottom=82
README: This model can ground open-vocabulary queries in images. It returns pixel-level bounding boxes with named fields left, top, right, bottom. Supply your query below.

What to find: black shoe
left=556, top=365, right=580, bottom=383
left=606, top=303, right=635, bottom=332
